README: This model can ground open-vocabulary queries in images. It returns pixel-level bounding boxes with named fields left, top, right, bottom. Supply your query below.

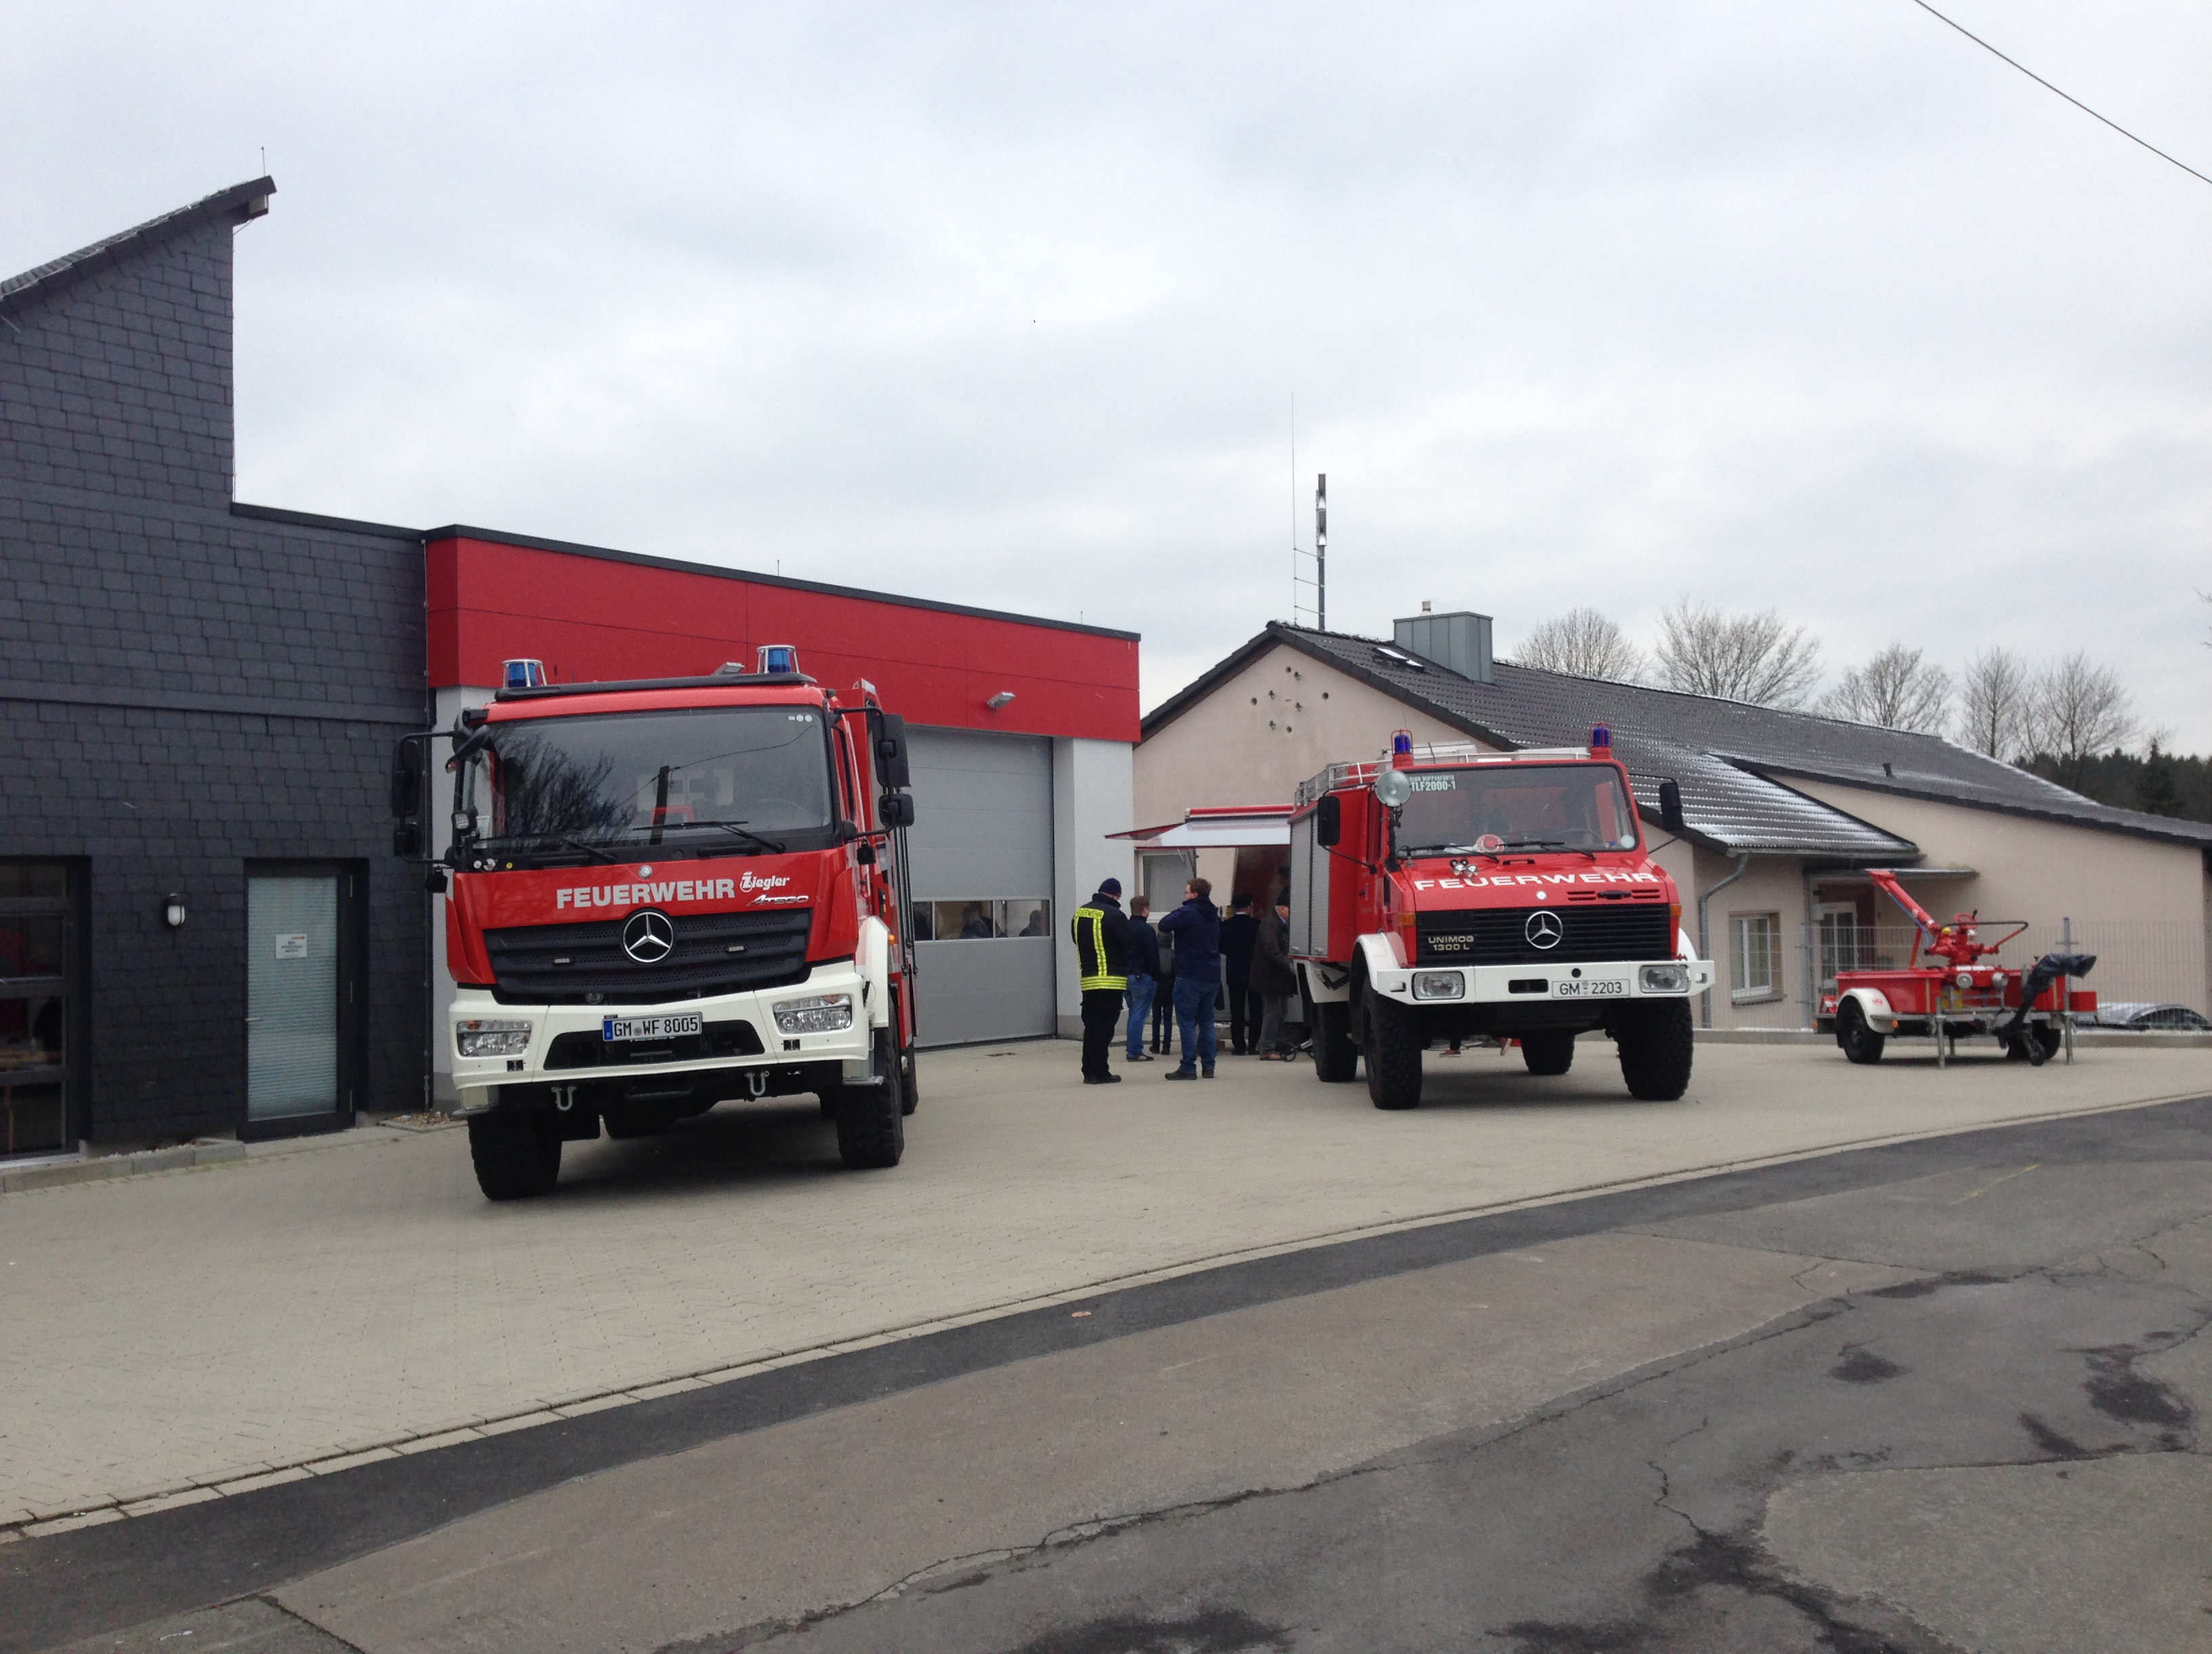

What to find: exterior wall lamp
left=163, top=893, right=187, bottom=929
left=985, top=691, right=1016, bottom=710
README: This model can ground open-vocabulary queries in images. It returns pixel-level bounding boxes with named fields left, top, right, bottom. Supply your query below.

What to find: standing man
left=1124, top=896, right=1161, bottom=1063
left=1252, top=900, right=1300, bottom=1058
left=1218, top=893, right=1259, bottom=1055
left=1157, top=876, right=1222, bottom=1081
left=1071, top=878, right=1131, bottom=1085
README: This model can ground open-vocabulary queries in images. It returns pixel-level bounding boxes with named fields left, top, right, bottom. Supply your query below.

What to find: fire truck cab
left=1288, top=729, right=1714, bottom=1109
left=392, top=649, right=920, bottom=1199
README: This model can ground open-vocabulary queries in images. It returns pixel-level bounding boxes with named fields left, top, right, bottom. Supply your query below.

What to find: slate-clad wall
left=0, top=203, right=428, bottom=1142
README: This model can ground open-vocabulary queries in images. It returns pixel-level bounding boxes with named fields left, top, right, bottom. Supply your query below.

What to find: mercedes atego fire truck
left=1287, top=728, right=1714, bottom=1109
left=392, top=648, right=920, bottom=1200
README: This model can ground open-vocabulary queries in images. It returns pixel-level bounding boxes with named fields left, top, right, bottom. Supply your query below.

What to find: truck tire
left=1312, top=1000, right=1359, bottom=1083
left=1616, top=1001, right=1694, bottom=1100
left=1520, top=1030, right=1576, bottom=1076
left=468, top=1111, right=562, bottom=1201
left=834, top=1029, right=905, bottom=1169
left=1363, top=993, right=1423, bottom=1110
left=1837, top=1000, right=1886, bottom=1066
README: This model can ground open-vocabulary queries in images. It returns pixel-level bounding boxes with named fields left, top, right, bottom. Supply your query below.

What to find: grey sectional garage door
left=904, top=729, right=1056, bottom=1047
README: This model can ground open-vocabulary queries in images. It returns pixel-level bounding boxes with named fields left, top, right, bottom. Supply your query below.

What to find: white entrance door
left=247, top=874, right=341, bottom=1120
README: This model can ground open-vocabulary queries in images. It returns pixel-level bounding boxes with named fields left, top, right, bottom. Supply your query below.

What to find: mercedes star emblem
left=621, top=909, right=676, bottom=964
left=1524, top=910, right=1564, bottom=950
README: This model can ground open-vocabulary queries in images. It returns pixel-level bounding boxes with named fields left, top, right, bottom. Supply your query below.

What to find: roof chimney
left=1393, top=609, right=1493, bottom=683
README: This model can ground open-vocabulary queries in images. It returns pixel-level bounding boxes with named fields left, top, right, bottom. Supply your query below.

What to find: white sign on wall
left=274, top=933, right=310, bottom=960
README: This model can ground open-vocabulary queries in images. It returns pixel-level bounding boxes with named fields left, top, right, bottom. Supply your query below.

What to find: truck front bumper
left=448, top=960, right=877, bottom=1114
left=1366, top=957, right=1715, bottom=1007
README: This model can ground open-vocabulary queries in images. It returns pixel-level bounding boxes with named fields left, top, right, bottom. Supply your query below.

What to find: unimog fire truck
left=392, top=648, right=920, bottom=1200
left=1288, top=729, right=1714, bottom=1108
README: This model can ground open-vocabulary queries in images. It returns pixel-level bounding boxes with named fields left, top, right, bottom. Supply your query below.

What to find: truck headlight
left=774, top=993, right=854, bottom=1034
left=1411, top=971, right=1465, bottom=1001
left=456, top=1018, right=532, bottom=1057
left=1639, top=964, right=1688, bottom=994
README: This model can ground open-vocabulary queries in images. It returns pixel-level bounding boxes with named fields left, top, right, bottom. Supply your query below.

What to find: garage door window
left=1731, top=912, right=1781, bottom=1004
left=915, top=900, right=1050, bottom=941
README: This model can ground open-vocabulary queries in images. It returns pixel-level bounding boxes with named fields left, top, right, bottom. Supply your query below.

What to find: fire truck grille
left=485, top=909, right=815, bottom=1005
left=1416, top=904, right=1674, bottom=966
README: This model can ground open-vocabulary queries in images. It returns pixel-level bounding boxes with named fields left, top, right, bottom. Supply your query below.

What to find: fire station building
left=0, top=180, right=1138, bottom=1155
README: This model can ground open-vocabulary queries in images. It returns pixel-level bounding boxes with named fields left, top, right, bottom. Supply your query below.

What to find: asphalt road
left=11, top=1091, right=2209, bottom=1654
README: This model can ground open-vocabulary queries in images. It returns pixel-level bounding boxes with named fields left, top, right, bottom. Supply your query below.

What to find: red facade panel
left=426, top=535, right=1140, bottom=741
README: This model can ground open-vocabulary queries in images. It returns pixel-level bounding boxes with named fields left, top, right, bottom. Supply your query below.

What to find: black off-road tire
left=1616, top=1001, right=1695, bottom=1100
left=1521, top=1030, right=1576, bottom=1076
left=1363, top=992, right=1424, bottom=1110
left=1311, top=999, right=1359, bottom=1083
left=833, top=1029, right=906, bottom=1169
left=1837, top=1000, right=1886, bottom=1066
left=468, top=1111, right=562, bottom=1201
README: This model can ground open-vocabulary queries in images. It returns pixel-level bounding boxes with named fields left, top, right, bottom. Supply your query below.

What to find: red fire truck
left=1287, top=729, right=1713, bottom=1109
left=392, top=649, right=920, bottom=1200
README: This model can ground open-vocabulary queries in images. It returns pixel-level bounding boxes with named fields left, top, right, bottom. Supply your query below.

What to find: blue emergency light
left=503, top=658, right=547, bottom=690
left=1392, top=729, right=1414, bottom=758
left=1590, top=723, right=1612, bottom=752
left=757, top=643, right=800, bottom=675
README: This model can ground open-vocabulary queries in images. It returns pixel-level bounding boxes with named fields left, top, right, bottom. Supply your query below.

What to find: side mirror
left=1658, top=779, right=1687, bottom=835
left=878, top=792, right=916, bottom=829
left=1314, top=794, right=1342, bottom=848
left=390, top=735, right=428, bottom=858
left=872, top=712, right=912, bottom=790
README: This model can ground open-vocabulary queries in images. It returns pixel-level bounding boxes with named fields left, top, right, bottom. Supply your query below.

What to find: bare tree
left=1822, top=644, right=1950, bottom=733
left=1513, top=607, right=1643, bottom=681
left=1652, top=601, right=1822, bottom=708
left=2030, top=651, right=2135, bottom=788
left=1957, top=647, right=2034, bottom=759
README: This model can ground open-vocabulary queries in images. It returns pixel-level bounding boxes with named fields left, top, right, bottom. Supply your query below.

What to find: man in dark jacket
left=1070, top=879, right=1132, bottom=1084
left=1124, top=897, right=1162, bottom=1063
left=1157, top=877, right=1222, bottom=1079
left=1251, top=900, right=1300, bottom=1057
left=1218, top=894, right=1260, bottom=1055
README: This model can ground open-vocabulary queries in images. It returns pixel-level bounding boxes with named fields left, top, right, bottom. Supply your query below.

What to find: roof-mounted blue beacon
left=503, top=658, right=547, bottom=690
left=1590, top=723, right=1612, bottom=754
left=756, top=644, right=800, bottom=676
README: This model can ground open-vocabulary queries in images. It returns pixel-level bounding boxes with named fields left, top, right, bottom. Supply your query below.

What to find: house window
left=1731, top=912, right=1782, bottom=1004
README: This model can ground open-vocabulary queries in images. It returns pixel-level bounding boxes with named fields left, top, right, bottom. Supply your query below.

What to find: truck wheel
left=1312, top=1001, right=1359, bottom=1083
left=1363, top=993, right=1423, bottom=1110
left=1521, top=1030, right=1576, bottom=1076
left=1837, top=1001, right=1886, bottom=1066
left=467, top=1111, right=562, bottom=1200
left=1616, top=1001, right=1694, bottom=1100
left=834, top=1029, right=905, bottom=1169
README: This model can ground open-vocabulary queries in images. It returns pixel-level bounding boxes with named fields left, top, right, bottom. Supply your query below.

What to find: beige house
left=1136, top=616, right=2212, bottom=1030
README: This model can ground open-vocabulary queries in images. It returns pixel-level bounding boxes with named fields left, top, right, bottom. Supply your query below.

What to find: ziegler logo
left=1524, top=912, right=1564, bottom=950
left=740, top=872, right=791, bottom=893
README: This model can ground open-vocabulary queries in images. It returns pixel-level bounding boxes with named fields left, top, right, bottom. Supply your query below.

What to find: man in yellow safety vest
left=1070, top=878, right=1132, bottom=1085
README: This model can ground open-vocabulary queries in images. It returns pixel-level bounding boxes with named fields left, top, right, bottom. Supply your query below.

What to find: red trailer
left=1817, top=870, right=2095, bottom=1067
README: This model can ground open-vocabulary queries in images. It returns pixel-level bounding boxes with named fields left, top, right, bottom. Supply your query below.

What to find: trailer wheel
left=1311, top=1001, right=1359, bottom=1083
left=1520, top=1030, right=1576, bottom=1076
left=1616, top=1001, right=1694, bottom=1100
left=1363, top=993, right=1424, bottom=1110
left=1836, top=1000, right=1886, bottom=1066
left=833, top=1028, right=905, bottom=1169
left=468, top=1111, right=562, bottom=1201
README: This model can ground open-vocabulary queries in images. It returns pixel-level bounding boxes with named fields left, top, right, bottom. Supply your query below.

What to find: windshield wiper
left=1501, top=838, right=1599, bottom=861
left=649, top=819, right=787, bottom=855
left=478, top=832, right=621, bottom=864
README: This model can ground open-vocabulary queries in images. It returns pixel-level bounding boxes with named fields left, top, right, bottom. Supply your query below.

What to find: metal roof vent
left=1393, top=609, right=1493, bottom=683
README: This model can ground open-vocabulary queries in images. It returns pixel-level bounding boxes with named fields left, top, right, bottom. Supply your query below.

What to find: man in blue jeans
left=1156, top=876, right=1221, bottom=1079
left=1123, top=895, right=1161, bottom=1063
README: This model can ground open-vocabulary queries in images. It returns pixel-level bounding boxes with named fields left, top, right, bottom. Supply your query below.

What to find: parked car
left=2087, top=1002, right=2212, bottom=1032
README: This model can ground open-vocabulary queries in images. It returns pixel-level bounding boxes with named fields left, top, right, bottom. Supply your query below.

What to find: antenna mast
left=1314, top=473, right=1326, bottom=632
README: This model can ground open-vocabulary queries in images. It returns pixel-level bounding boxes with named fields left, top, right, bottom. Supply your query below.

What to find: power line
left=1907, top=0, right=2212, bottom=190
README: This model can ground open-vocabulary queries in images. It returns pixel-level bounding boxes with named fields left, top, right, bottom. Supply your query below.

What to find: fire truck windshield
left=462, top=706, right=836, bottom=859
left=1394, top=764, right=1639, bottom=857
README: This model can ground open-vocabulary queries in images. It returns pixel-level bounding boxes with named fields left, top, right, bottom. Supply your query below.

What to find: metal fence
left=1717, top=919, right=2211, bottom=1030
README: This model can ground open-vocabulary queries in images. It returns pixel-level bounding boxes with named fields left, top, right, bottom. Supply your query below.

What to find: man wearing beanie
left=1070, top=877, right=1132, bottom=1085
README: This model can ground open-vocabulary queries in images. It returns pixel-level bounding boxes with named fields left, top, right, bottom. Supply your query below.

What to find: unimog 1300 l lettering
left=392, top=649, right=920, bottom=1199
left=1288, top=727, right=1714, bottom=1109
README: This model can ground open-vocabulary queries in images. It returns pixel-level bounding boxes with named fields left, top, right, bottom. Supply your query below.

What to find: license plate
left=602, top=1013, right=703, bottom=1042
left=1553, top=980, right=1626, bottom=999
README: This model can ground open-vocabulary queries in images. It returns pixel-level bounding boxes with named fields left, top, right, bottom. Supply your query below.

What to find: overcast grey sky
left=8, top=2, right=2209, bottom=743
